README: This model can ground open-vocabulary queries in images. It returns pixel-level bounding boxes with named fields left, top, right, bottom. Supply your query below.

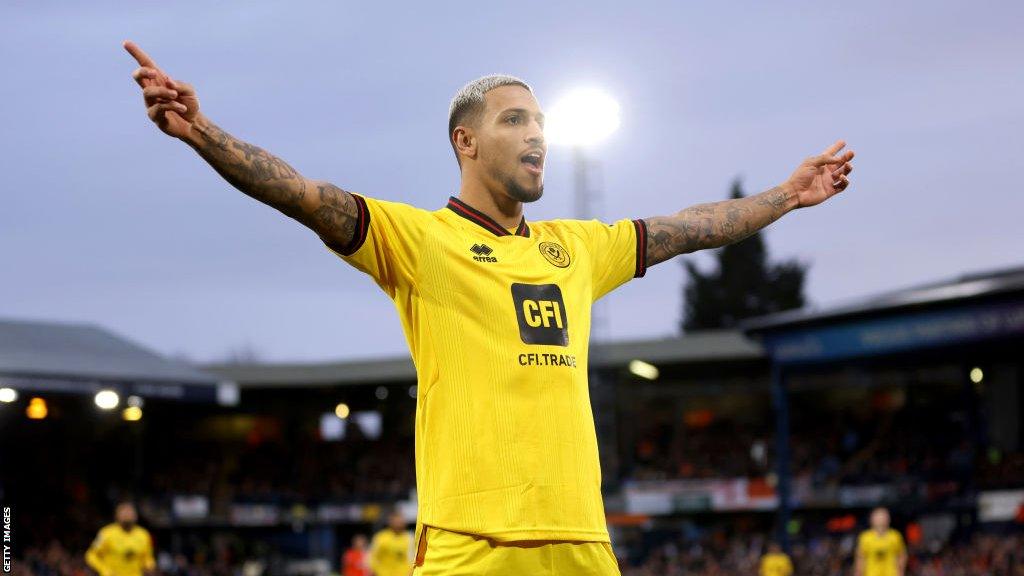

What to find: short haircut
left=448, top=74, right=532, bottom=164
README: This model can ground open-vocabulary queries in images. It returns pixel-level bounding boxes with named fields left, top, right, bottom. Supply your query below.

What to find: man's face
left=116, top=503, right=137, bottom=527
left=389, top=513, right=405, bottom=532
left=474, top=85, right=546, bottom=203
left=870, top=508, right=889, bottom=530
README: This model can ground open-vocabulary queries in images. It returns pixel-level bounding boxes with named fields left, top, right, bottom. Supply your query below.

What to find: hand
left=783, top=140, right=855, bottom=208
left=124, top=40, right=201, bottom=140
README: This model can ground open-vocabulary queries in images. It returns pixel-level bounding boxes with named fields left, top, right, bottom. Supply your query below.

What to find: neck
left=458, top=174, right=523, bottom=229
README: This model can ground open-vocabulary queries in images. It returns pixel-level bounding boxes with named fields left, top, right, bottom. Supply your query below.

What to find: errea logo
left=470, top=243, right=497, bottom=262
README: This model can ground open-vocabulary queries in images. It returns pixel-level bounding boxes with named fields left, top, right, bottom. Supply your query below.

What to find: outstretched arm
left=642, top=141, right=855, bottom=267
left=123, top=41, right=359, bottom=253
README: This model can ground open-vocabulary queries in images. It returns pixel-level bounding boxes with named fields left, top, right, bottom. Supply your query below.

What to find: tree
left=682, top=178, right=807, bottom=332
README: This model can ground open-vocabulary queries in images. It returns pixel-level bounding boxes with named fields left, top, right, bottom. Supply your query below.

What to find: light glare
left=123, top=406, right=143, bottom=421
left=26, top=397, right=48, bottom=419
left=545, top=87, right=621, bottom=146
left=95, top=390, right=120, bottom=410
left=970, top=367, right=984, bottom=384
left=0, top=387, right=17, bottom=403
left=629, top=360, right=659, bottom=380
left=335, top=403, right=350, bottom=419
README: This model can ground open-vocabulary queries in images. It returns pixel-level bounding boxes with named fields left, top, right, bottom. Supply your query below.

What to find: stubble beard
left=501, top=173, right=544, bottom=203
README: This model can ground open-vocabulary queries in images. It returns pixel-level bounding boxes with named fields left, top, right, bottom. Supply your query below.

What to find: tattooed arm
left=644, top=185, right=797, bottom=266
left=123, top=41, right=358, bottom=251
left=643, top=141, right=856, bottom=267
left=183, top=117, right=358, bottom=251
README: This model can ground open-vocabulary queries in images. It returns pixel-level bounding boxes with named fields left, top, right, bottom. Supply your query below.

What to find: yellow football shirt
left=759, top=552, right=793, bottom=576
left=327, top=195, right=647, bottom=543
left=857, top=528, right=905, bottom=576
left=369, top=528, right=412, bottom=576
left=85, top=523, right=155, bottom=576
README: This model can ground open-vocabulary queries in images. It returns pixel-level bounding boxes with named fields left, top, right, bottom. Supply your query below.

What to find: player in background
left=855, top=507, right=907, bottom=576
left=85, top=501, right=156, bottom=576
left=343, top=534, right=370, bottom=576
left=369, top=512, right=412, bottom=576
left=123, top=40, right=854, bottom=576
left=759, top=542, right=793, bottom=576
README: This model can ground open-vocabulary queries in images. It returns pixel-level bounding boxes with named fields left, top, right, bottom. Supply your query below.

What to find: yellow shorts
left=412, top=525, right=620, bottom=576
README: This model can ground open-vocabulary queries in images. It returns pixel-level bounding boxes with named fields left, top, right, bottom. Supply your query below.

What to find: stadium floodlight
left=629, top=360, right=659, bottom=380
left=334, top=402, right=350, bottom=419
left=544, top=87, right=621, bottom=147
left=127, top=395, right=144, bottom=408
left=970, top=367, right=984, bottom=384
left=122, top=406, right=143, bottom=421
left=0, top=387, right=17, bottom=403
left=375, top=386, right=389, bottom=400
left=94, top=389, right=120, bottom=410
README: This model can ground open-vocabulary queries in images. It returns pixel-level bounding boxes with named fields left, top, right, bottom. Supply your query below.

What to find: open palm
left=786, top=140, right=855, bottom=208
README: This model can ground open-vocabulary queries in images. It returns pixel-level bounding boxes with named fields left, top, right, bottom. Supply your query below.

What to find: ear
left=453, top=126, right=477, bottom=161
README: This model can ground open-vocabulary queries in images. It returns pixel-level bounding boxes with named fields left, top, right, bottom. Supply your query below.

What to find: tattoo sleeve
left=642, top=185, right=797, bottom=267
left=186, top=116, right=359, bottom=250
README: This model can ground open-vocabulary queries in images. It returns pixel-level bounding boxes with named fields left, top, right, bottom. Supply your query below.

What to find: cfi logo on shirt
left=470, top=243, right=497, bottom=262
left=538, top=241, right=570, bottom=268
left=511, top=283, right=569, bottom=346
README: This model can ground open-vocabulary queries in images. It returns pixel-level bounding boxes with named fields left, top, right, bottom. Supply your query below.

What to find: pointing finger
left=124, top=40, right=158, bottom=68
left=822, top=140, right=846, bottom=156
left=808, top=154, right=842, bottom=167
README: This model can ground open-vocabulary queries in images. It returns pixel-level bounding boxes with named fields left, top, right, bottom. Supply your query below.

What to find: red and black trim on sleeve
left=632, top=218, right=648, bottom=278
left=336, top=194, right=371, bottom=255
left=447, top=196, right=530, bottom=237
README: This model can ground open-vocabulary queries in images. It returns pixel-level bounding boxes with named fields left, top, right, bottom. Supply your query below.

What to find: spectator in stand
left=342, top=534, right=370, bottom=576
left=759, top=542, right=793, bottom=576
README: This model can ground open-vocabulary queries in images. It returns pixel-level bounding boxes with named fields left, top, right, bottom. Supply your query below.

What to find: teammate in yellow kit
left=124, top=40, right=855, bottom=575
left=855, top=508, right=907, bottom=576
left=369, top=512, right=413, bottom=576
left=759, top=542, right=793, bottom=576
left=85, top=502, right=155, bottom=576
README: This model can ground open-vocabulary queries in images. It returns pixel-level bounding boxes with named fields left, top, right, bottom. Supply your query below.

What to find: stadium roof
left=0, top=317, right=220, bottom=400
left=203, top=329, right=764, bottom=388
left=743, top=265, right=1024, bottom=333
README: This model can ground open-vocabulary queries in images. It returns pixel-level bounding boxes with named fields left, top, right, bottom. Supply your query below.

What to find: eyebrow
left=500, top=108, right=545, bottom=121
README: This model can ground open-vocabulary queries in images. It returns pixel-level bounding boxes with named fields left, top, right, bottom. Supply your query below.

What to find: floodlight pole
left=575, top=144, right=619, bottom=483
left=572, top=146, right=606, bottom=340
left=771, top=363, right=792, bottom=553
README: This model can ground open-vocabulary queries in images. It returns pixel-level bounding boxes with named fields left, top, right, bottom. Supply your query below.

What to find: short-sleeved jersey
left=86, top=523, right=155, bottom=576
left=327, top=195, right=647, bottom=542
left=369, top=528, right=412, bottom=576
left=857, top=529, right=905, bottom=576
left=759, top=552, right=793, bottom=576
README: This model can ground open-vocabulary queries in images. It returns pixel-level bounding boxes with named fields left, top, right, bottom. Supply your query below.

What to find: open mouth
left=520, top=151, right=544, bottom=174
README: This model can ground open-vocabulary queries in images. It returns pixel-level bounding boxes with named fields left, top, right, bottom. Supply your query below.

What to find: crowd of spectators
left=626, top=393, right=1024, bottom=492
left=17, top=531, right=1024, bottom=576
left=621, top=532, right=1024, bottom=576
